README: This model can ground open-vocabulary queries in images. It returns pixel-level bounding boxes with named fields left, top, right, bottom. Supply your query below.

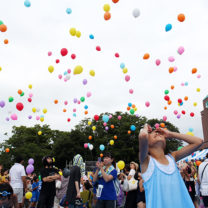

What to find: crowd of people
left=0, top=124, right=208, bottom=208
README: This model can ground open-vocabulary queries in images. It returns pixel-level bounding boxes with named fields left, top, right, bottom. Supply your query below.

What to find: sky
left=0, top=0, right=208, bottom=143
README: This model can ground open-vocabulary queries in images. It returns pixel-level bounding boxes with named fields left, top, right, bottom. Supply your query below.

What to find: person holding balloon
left=30, top=176, right=40, bottom=208
left=139, top=124, right=203, bottom=208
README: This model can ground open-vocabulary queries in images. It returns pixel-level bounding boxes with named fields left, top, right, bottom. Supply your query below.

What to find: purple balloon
left=28, top=115, right=32, bottom=119
left=28, top=158, right=34, bottom=165
left=0, top=101, right=5, bottom=108
left=26, top=164, right=34, bottom=174
left=83, top=79, right=88, bottom=85
left=5, top=117, right=9, bottom=121
left=73, top=98, right=78, bottom=103
left=105, top=126, right=109, bottom=131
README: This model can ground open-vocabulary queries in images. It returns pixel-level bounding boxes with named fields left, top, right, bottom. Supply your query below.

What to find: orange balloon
left=114, top=135, right=117, bottom=139
left=178, top=14, right=185, bottom=22
left=111, top=125, right=114, bottom=129
left=192, top=68, right=197, bottom=74
left=54, top=100, right=58, bottom=104
left=104, top=12, right=111, bottom=21
left=169, top=67, right=174, bottom=73
left=18, top=89, right=22, bottom=95
left=112, top=0, right=119, bottom=3
left=4, top=39, right=8, bottom=44
left=127, top=106, right=130, bottom=111
left=168, top=100, right=172, bottom=105
left=160, top=123, right=165, bottom=128
left=184, top=96, right=188, bottom=101
left=171, top=85, right=175, bottom=90
left=164, top=106, right=167, bottom=110
left=63, top=109, right=67, bottom=112
left=128, top=130, right=131, bottom=134
left=100, top=153, right=103, bottom=158
left=89, top=136, right=92, bottom=140
left=132, top=104, right=136, bottom=108
left=143, top=53, right=150, bottom=60
left=5, top=148, right=10, bottom=153
left=196, top=161, right=202, bottom=166
left=0, top=24, right=7, bottom=32
left=85, top=110, right=88, bottom=115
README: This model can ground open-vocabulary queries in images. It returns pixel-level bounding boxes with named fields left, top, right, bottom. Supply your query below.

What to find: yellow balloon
left=134, top=107, right=137, bottom=112
left=74, top=65, right=83, bottom=75
left=92, top=126, right=96, bottom=131
left=25, top=192, right=32, bottom=199
left=103, top=4, right=110, bottom=12
left=186, top=132, right=194, bottom=136
left=48, top=65, right=54, bottom=73
left=70, top=28, right=76, bottom=36
left=38, top=131, right=42, bottom=135
left=76, top=31, right=81, bottom=38
left=89, top=70, right=95, bottom=77
left=193, top=102, right=197, bottom=107
left=59, top=171, right=63, bottom=176
left=40, top=117, right=44, bottom=122
left=196, top=88, right=200, bottom=92
left=53, top=157, right=55, bottom=162
left=0, top=67, right=2, bottom=71
left=123, top=68, right=128, bottom=74
left=43, top=108, right=47, bottom=114
left=88, top=121, right=92, bottom=126
left=28, top=84, right=32, bottom=89
left=32, top=107, right=36, bottom=113
left=117, top=161, right=125, bottom=170
left=110, top=140, right=114, bottom=145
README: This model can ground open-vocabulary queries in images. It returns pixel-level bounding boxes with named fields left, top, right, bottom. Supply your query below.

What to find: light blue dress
left=142, top=155, right=194, bottom=208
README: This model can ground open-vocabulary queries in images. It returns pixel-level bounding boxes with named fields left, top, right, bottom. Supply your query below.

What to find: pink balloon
left=155, top=123, right=159, bottom=129
left=84, top=143, right=88, bottom=149
left=163, top=116, right=167, bottom=121
left=67, top=69, right=71, bottom=74
left=103, top=122, right=107, bottom=126
left=177, top=114, right=181, bottom=119
left=48, top=51, right=52, bottom=56
left=109, top=115, right=112, bottom=119
left=29, top=93, right=33, bottom=98
left=11, top=114, right=18, bottom=120
left=174, top=110, right=178, bottom=115
left=77, top=101, right=81, bottom=104
left=73, top=108, right=76, bottom=112
left=177, top=46, right=184, bottom=55
left=181, top=83, right=184, bottom=86
left=155, top=59, right=161, bottom=66
left=145, top=101, right=150, bottom=107
left=118, top=116, right=122, bottom=120
left=36, top=116, right=40, bottom=120
left=129, top=89, right=134, bottom=94
left=125, top=75, right=130, bottom=82
left=197, top=74, right=201, bottom=78
left=58, top=74, right=62, bottom=79
left=173, top=66, right=178, bottom=72
left=168, top=56, right=175, bottom=62
left=64, top=78, right=67, bottom=82
left=64, top=101, right=68, bottom=105
left=87, top=92, right=92, bottom=98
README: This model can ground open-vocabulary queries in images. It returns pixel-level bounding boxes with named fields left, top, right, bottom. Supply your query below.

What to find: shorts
left=13, top=188, right=23, bottom=203
left=202, top=196, right=208, bottom=206
left=95, top=200, right=116, bottom=208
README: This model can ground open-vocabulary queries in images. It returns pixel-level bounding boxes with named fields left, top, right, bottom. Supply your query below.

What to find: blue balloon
left=24, top=0, right=31, bottom=7
left=185, top=82, right=188, bottom=86
left=189, top=128, right=194, bottom=132
left=120, top=63, right=125, bottom=69
left=100, top=144, right=105, bottom=151
left=89, top=34, right=94, bottom=39
left=64, top=71, right=68, bottom=76
left=66, top=8, right=72, bottom=14
left=84, top=105, right=88, bottom=110
left=73, top=113, right=76, bottom=117
left=40, top=115, right=44, bottom=118
left=102, top=115, right=109, bottom=123
left=180, top=102, right=183, bottom=106
left=128, top=103, right=132, bottom=107
left=130, top=125, right=136, bottom=131
left=165, top=24, right=172, bottom=32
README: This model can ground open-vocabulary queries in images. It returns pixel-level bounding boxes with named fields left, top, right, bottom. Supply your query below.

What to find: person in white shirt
left=9, top=155, right=26, bottom=208
left=198, top=154, right=208, bottom=208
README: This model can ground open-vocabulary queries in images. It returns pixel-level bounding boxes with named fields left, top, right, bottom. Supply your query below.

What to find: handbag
left=56, top=180, right=62, bottom=189
left=199, top=163, right=208, bottom=195
left=128, top=178, right=138, bottom=191
left=122, top=178, right=129, bottom=192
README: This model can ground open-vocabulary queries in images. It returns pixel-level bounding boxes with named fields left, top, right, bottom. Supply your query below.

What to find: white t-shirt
left=129, top=169, right=136, bottom=177
left=9, top=163, right=26, bottom=189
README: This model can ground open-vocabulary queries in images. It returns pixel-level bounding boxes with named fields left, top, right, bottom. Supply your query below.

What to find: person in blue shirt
left=139, top=124, right=203, bottom=208
left=93, top=152, right=117, bottom=208
left=30, top=176, right=39, bottom=208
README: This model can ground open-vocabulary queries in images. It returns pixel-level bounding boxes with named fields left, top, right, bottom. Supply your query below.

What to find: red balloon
left=181, top=110, right=186, bottom=115
left=56, top=59, right=60, bottom=64
left=96, top=46, right=101, bottom=51
left=164, top=95, right=170, bottom=101
left=115, top=53, right=120, bottom=58
left=71, top=54, right=76, bottom=59
left=94, top=115, right=99, bottom=121
left=190, top=112, right=194, bottom=117
left=67, top=118, right=71, bottom=122
left=178, top=98, right=182, bottom=104
left=61, top=48, right=68, bottom=56
left=28, top=98, right=32, bottom=103
left=16, top=102, right=24, bottom=111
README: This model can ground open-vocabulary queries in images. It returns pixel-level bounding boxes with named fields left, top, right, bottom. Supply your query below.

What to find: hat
left=130, top=161, right=139, bottom=171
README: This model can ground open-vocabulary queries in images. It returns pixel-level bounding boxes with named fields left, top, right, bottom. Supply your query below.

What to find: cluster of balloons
left=69, top=28, right=81, bottom=38
left=165, top=14, right=185, bottom=32
left=26, top=158, right=34, bottom=174
left=84, top=143, right=94, bottom=150
left=0, top=20, right=8, bottom=44
left=127, top=103, right=137, bottom=115
left=103, top=4, right=111, bottom=21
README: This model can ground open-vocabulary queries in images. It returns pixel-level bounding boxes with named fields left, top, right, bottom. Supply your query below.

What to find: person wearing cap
left=93, top=152, right=117, bottom=208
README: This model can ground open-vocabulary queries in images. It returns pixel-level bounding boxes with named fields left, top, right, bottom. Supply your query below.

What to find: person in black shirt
left=37, top=156, right=60, bottom=208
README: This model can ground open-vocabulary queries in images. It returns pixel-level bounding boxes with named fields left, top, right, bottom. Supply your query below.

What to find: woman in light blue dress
left=139, top=124, right=203, bottom=208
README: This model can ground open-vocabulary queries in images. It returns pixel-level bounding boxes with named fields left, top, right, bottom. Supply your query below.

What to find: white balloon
left=36, top=108, right=40, bottom=112
left=133, top=8, right=140, bottom=18
left=89, top=144, right=94, bottom=151
left=66, top=75, right=71, bottom=80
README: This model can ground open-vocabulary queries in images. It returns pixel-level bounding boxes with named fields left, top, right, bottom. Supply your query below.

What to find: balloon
left=73, top=98, right=77, bottom=104
left=177, top=146, right=183, bottom=151
left=164, top=90, right=169, bottom=95
left=48, top=65, right=54, bottom=73
left=89, top=34, right=94, bottom=39
left=189, top=128, right=194, bottom=132
left=117, top=161, right=125, bottom=170
left=155, top=59, right=161, bottom=66
left=178, top=98, right=182, bottom=104
left=66, top=8, right=72, bottom=14
left=155, top=123, right=160, bottom=129
left=80, top=97, right=85, bottom=102
left=197, top=74, right=201, bottom=78
left=40, top=117, right=44, bottom=122
left=38, top=131, right=42, bottom=135
left=178, top=46, right=185, bottom=55
left=0, top=20, right=4, bottom=25
left=92, top=126, right=96, bottom=131
left=3, top=39, right=8, bottom=44
left=24, top=0, right=31, bottom=7
left=193, top=102, right=197, bottom=107
left=36, top=116, right=40, bottom=120
left=102, top=115, right=109, bottom=123
left=114, top=135, right=118, bottom=139
left=110, top=140, right=114, bottom=145
left=123, top=68, right=128, bottom=74
left=89, top=144, right=94, bottom=150
left=28, top=158, right=34, bottom=165
left=26, top=164, right=34, bottom=174
left=5, top=117, right=9, bottom=121
left=196, top=161, right=202, bottom=166
left=120, top=63, right=125, bottom=69
left=48, top=51, right=52, bottom=56
left=130, top=125, right=136, bottom=131
left=184, top=96, right=188, bottom=101
left=94, top=115, right=99, bottom=121
left=69, top=28, right=76, bottom=36
left=32, top=107, right=36, bottom=113
left=192, top=68, right=197, bottom=74
left=129, top=89, right=134, bottom=94
left=61, top=48, right=68, bottom=56
left=0, top=67, right=2, bottom=71
left=88, top=121, right=92, bottom=126
left=25, top=192, right=32, bottom=200
left=115, top=53, right=119, bottom=58
left=196, top=88, right=200, bottom=92
left=112, top=0, right=119, bottom=3
left=28, top=115, right=32, bottom=119
left=169, top=67, right=174, bottom=73
left=105, top=126, right=109, bottom=131
left=178, top=13, right=185, bottom=22
left=0, top=24, right=7, bottom=32
left=163, top=116, right=167, bottom=121
left=109, top=115, right=112, bottom=119
left=177, top=114, right=181, bottom=119
left=86, top=92, right=92, bottom=98
left=5, top=148, right=9, bottom=153
left=71, top=54, right=76, bottom=59
left=174, top=110, right=178, bottom=115
left=8, top=97, right=14, bottom=102
left=145, top=101, right=150, bottom=107
left=89, top=70, right=95, bottom=76
left=96, top=46, right=101, bottom=51
left=84, top=143, right=88, bottom=149
left=76, top=31, right=81, bottom=38
left=103, top=122, right=107, bottom=127
left=74, top=65, right=83, bottom=75
left=168, top=56, right=175, bottom=62
left=16, top=103, right=24, bottom=111
left=190, top=112, right=195, bottom=117
left=42, top=108, right=47, bottom=114
left=103, top=4, right=110, bottom=12
left=130, top=109, right=135, bottom=115
left=0, top=101, right=5, bottom=108
left=55, top=59, right=60, bottom=64
left=100, top=145, right=105, bottom=151
left=132, top=8, right=140, bottom=18
left=125, top=75, right=130, bottom=82
left=143, top=53, right=150, bottom=60
left=111, top=125, right=114, bottom=129
left=104, top=12, right=111, bottom=21
left=165, top=24, right=172, bottom=32
left=128, top=103, right=132, bottom=107
left=128, top=130, right=131, bottom=134
left=118, top=116, right=122, bottom=120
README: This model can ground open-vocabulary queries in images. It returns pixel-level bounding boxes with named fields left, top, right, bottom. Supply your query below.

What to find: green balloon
left=0, top=21, right=4, bottom=26
left=164, top=90, right=169, bottom=95
left=130, top=109, right=135, bottom=115
left=20, top=92, right=24, bottom=97
left=80, top=97, right=85, bottom=102
left=177, top=146, right=183, bottom=150
left=8, top=97, right=14, bottom=102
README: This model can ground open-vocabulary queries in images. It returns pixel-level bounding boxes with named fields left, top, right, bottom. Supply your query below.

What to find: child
left=30, top=176, right=39, bottom=208
left=139, top=124, right=203, bottom=208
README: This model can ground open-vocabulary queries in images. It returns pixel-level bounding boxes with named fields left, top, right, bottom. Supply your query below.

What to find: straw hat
left=130, top=161, right=139, bottom=171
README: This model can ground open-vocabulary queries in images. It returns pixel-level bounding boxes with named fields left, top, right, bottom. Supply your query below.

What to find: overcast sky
left=0, top=0, right=208, bottom=143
